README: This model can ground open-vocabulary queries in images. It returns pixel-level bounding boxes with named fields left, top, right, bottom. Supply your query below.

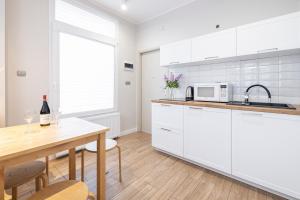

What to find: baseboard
left=121, top=127, right=138, bottom=136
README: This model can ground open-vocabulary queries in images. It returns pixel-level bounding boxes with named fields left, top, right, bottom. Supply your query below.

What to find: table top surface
left=0, top=118, right=109, bottom=162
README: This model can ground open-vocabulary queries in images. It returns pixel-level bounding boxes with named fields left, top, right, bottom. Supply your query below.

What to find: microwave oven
left=194, top=83, right=232, bottom=102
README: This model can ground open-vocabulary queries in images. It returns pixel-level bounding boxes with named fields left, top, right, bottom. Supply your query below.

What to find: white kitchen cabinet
left=191, top=28, right=237, bottom=62
left=232, top=110, right=300, bottom=199
left=152, top=103, right=184, bottom=156
left=237, top=12, right=300, bottom=56
left=160, top=39, right=192, bottom=66
left=184, top=106, right=232, bottom=173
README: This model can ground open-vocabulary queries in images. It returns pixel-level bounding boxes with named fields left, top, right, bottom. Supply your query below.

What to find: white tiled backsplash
left=169, top=53, right=300, bottom=104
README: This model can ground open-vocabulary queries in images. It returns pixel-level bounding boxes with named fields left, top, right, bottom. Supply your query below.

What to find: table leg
left=69, top=148, right=76, bottom=180
left=97, top=133, right=106, bottom=200
left=0, top=166, right=4, bottom=200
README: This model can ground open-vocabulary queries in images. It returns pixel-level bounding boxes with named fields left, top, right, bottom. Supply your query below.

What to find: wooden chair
left=4, top=192, right=11, bottom=200
left=4, top=157, right=49, bottom=200
left=27, top=180, right=94, bottom=200
left=84, top=139, right=122, bottom=182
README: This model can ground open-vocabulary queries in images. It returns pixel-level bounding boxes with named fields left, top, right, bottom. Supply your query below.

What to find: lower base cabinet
left=152, top=103, right=300, bottom=199
left=232, top=110, right=300, bottom=199
left=152, top=103, right=184, bottom=157
left=184, top=106, right=231, bottom=174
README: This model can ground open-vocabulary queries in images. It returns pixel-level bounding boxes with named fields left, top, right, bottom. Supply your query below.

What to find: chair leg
left=81, top=150, right=85, bottom=182
left=40, top=173, right=48, bottom=188
left=11, top=187, right=17, bottom=200
left=88, top=192, right=95, bottom=200
left=117, top=146, right=122, bottom=182
left=35, top=177, right=41, bottom=192
left=45, top=156, right=49, bottom=177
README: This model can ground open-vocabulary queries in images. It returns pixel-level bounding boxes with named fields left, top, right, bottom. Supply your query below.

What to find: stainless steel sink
left=227, top=101, right=296, bottom=110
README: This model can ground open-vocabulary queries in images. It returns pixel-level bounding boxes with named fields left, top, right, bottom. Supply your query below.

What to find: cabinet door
left=184, top=106, right=231, bottom=173
left=152, top=125, right=183, bottom=156
left=160, top=39, right=191, bottom=66
left=237, top=12, right=300, bottom=56
left=191, top=28, right=236, bottom=62
left=152, top=103, right=183, bottom=131
left=232, top=110, right=300, bottom=199
left=152, top=103, right=184, bottom=156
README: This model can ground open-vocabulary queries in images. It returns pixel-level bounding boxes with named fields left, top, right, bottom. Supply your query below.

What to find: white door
left=184, top=106, right=232, bottom=173
left=141, top=50, right=167, bottom=134
left=0, top=0, right=5, bottom=127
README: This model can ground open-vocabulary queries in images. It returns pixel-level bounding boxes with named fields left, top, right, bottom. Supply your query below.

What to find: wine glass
left=24, top=110, right=36, bottom=133
left=51, top=107, right=61, bottom=127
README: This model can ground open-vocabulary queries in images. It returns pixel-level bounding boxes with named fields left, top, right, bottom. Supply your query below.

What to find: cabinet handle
left=169, top=61, right=180, bottom=64
left=189, top=107, right=203, bottom=110
left=257, top=48, right=278, bottom=53
left=204, top=56, right=219, bottom=60
left=240, top=112, right=263, bottom=117
left=160, top=104, right=171, bottom=107
left=161, top=128, right=171, bottom=132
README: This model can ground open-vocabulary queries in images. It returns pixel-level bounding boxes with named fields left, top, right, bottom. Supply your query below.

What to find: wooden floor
left=9, top=132, right=285, bottom=200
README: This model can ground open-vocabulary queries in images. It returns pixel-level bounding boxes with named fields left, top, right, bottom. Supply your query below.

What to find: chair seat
left=5, top=161, right=46, bottom=189
left=85, top=139, right=117, bottom=152
left=28, top=180, right=89, bottom=200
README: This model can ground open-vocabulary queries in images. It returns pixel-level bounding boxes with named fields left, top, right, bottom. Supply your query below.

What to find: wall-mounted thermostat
left=124, top=62, right=134, bottom=71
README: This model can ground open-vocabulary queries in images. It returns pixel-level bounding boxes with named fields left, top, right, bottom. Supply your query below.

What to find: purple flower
left=170, top=73, right=174, bottom=81
left=164, top=74, right=168, bottom=81
left=175, top=74, right=182, bottom=81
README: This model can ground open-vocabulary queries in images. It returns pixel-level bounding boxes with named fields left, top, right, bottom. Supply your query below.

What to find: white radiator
left=82, top=112, right=120, bottom=139
left=55, top=112, right=120, bottom=158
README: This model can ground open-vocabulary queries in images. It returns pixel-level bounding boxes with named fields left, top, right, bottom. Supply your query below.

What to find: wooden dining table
left=0, top=117, right=109, bottom=200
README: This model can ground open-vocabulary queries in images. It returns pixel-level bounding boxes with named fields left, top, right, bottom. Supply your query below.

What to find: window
left=55, top=0, right=116, bottom=38
left=52, top=0, right=117, bottom=116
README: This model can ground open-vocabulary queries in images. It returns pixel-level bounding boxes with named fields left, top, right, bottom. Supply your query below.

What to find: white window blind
left=59, top=33, right=115, bottom=115
left=55, top=0, right=116, bottom=38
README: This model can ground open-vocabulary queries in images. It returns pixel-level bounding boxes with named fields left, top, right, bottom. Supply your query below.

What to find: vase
left=169, top=88, right=175, bottom=100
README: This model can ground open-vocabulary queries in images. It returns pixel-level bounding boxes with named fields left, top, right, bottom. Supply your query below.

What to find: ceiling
left=91, top=0, right=197, bottom=24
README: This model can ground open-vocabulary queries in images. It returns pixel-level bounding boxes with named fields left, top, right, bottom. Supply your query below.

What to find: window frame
left=49, top=0, right=119, bottom=118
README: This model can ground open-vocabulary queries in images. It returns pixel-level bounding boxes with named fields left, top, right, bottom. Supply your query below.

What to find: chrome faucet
left=244, top=84, right=272, bottom=103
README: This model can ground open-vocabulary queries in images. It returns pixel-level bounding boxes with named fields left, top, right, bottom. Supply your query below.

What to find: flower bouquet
left=164, top=72, right=182, bottom=99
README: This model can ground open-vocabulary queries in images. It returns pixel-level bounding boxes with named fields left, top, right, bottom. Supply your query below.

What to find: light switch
left=17, top=70, right=27, bottom=77
left=125, top=81, right=131, bottom=86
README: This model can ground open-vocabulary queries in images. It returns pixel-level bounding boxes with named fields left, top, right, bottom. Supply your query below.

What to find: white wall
left=6, top=0, right=138, bottom=133
left=117, top=20, right=138, bottom=133
left=0, top=0, right=5, bottom=127
left=6, top=0, right=50, bottom=126
left=137, top=0, right=300, bottom=50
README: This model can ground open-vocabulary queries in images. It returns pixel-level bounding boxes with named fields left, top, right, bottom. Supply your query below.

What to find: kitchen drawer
left=152, top=125, right=183, bottom=157
left=152, top=103, right=184, bottom=131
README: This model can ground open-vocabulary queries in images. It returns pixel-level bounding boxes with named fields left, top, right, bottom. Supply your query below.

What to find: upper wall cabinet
left=160, top=39, right=192, bottom=66
left=237, top=12, right=300, bottom=56
left=191, top=28, right=237, bottom=62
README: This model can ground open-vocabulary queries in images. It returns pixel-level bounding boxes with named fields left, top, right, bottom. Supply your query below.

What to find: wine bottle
left=40, top=95, right=50, bottom=126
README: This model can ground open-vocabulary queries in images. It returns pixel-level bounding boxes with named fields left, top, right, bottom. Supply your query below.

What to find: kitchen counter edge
left=151, top=100, right=300, bottom=116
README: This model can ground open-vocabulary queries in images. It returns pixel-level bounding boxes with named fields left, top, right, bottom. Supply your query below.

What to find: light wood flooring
left=9, top=132, right=285, bottom=200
